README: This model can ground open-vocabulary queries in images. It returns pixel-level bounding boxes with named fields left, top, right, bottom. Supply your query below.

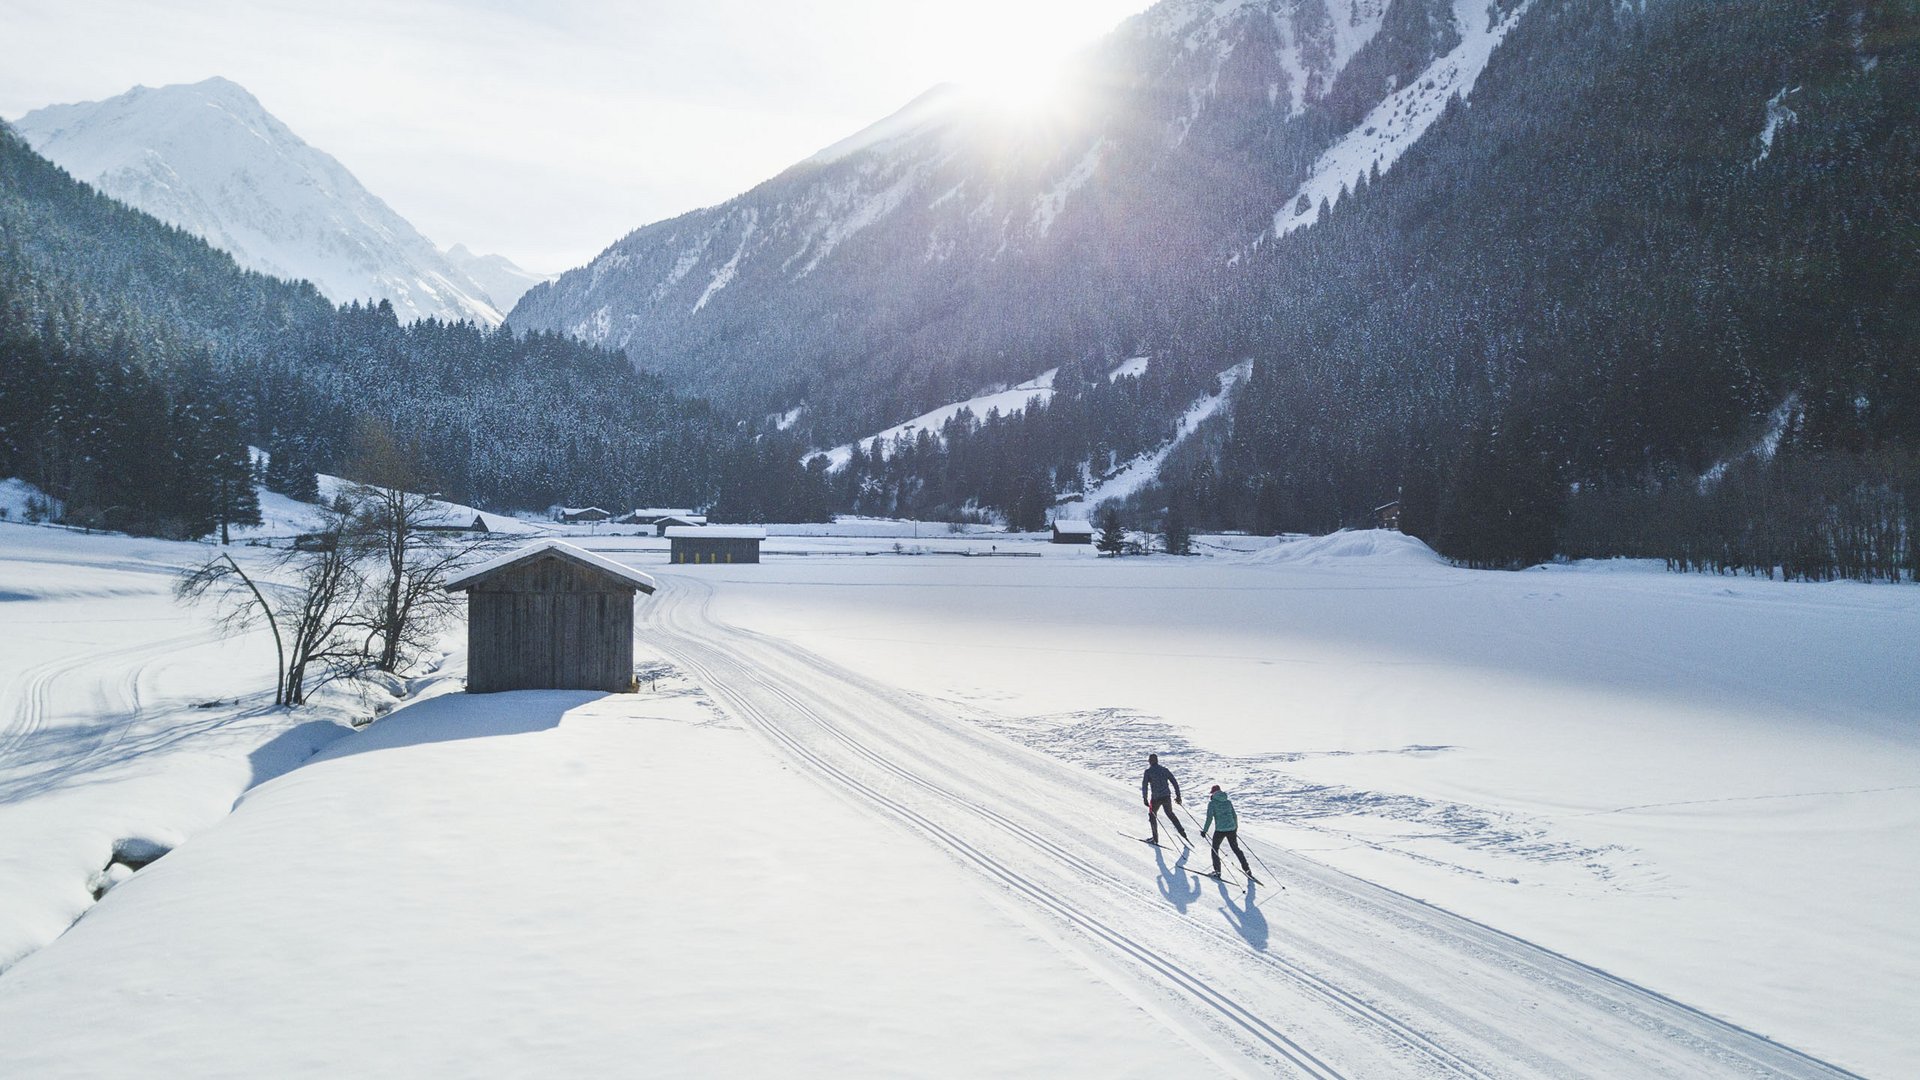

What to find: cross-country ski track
left=643, top=572, right=1863, bottom=1079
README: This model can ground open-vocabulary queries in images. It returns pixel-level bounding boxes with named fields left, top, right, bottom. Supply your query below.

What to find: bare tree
left=177, top=511, right=367, bottom=706
left=336, top=418, right=498, bottom=674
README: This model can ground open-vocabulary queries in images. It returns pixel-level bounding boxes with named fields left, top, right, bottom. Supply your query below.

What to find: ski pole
left=1239, top=835, right=1283, bottom=886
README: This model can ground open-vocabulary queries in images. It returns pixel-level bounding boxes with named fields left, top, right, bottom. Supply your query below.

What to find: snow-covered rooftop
left=1052, top=519, right=1093, bottom=535
left=665, top=526, right=767, bottom=540
left=443, top=539, right=657, bottom=593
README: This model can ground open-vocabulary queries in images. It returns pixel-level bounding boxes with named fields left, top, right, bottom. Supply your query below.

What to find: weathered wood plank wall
left=467, top=556, right=635, bottom=692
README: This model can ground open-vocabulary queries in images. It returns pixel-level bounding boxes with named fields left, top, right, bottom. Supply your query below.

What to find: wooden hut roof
left=444, top=539, right=657, bottom=593
left=665, top=526, right=767, bottom=540
left=1052, top=519, right=1094, bottom=535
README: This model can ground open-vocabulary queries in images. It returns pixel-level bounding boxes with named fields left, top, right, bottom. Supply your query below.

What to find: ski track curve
left=0, top=628, right=221, bottom=793
left=640, top=574, right=1865, bottom=1080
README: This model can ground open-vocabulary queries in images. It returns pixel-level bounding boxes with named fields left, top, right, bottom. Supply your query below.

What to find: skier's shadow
left=1217, top=880, right=1269, bottom=950
left=1154, top=845, right=1201, bottom=913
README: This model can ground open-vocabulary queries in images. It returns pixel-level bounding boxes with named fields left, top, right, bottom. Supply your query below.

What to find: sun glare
left=963, top=61, right=1070, bottom=116
left=958, top=58, right=1082, bottom=128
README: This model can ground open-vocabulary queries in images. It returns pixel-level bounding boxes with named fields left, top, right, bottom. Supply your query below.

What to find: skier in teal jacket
left=1200, top=785, right=1252, bottom=879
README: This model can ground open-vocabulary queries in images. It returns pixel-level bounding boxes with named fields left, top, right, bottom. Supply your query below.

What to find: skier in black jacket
left=1141, top=753, right=1189, bottom=845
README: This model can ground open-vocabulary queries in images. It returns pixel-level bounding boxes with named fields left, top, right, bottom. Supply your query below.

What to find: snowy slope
left=812, top=369, right=1059, bottom=471
left=1274, top=0, right=1533, bottom=238
left=12, top=78, right=534, bottom=325
left=442, top=243, right=552, bottom=312
left=1065, top=360, right=1251, bottom=512
left=812, top=356, right=1159, bottom=473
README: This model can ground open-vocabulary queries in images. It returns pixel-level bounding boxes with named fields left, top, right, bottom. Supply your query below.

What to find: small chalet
left=444, top=539, right=656, bottom=693
left=1372, top=500, right=1402, bottom=531
left=420, top=514, right=491, bottom=535
left=666, top=525, right=766, bottom=564
left=650, top=514, right=705, bottom=536
left=1051, top=519, right=1094, bottom=544
left=555, top=506, right=611, bottom=524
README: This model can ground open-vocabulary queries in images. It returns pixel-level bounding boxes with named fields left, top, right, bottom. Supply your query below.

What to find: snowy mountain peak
left=12, top=79, right=536, bottom=326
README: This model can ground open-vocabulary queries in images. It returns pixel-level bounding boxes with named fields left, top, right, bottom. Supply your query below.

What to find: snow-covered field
left=0, top=524, right=385, bottom=970
left=1, top=522, right=1913, bottom=1076
left=678, top=532, right=1918, bottom=1075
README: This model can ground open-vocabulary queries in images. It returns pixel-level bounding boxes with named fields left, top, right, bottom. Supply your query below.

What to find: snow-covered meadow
left=648, top=529, right=1920, bottom=1075
left=0, top=519, right=1912, bottom=1076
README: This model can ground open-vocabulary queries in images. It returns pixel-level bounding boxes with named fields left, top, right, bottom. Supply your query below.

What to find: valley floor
left=0, top=524, right=1913, bottom=1076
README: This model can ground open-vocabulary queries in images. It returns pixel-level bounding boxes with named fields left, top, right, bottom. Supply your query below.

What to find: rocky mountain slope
left=511, top=0, right=1520, bottom=435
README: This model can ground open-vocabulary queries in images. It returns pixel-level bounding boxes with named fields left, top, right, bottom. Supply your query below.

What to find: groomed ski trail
left=642, top=574, right=1864, bottom=1079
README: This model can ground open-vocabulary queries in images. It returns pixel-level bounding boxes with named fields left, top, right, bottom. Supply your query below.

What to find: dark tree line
left=0, top=123, right=823, bottom=534
left=835, top=0, right=1920, bottom=581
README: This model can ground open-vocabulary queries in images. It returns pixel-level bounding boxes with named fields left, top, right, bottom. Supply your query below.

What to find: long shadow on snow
left=303, top=690, right=599, bottom=768
left=1216, top=879, right=1269, bottom=951
left=1153, top=844, right=1200, bottom=913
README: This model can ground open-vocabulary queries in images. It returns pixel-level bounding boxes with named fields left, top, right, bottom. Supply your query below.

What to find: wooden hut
left=666, top=526, right=766, bottom=564
left=444, top=539, right=656, bottom=693
left=1051, top=519, right=1094, bottom=544
left=555, top=506, right=611, bottom=524
left=1372, top=500, right=1402, bottom=531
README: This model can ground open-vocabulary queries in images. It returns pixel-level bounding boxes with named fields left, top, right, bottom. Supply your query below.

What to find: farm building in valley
left=1051, top=519, right=1093, bottom=544
left=667, top=525, right=766, bottom=564
left=554, top=506, right=611, bottom=524
left=420, top=514, right=491, bottom=535
left=445, top=539, right=656, bottom=693
left=616, top=508, right=707, bottom=535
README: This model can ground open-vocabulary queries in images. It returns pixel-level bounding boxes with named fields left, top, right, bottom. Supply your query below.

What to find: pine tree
left=1096, top=505, right=1125, bottom=555
left=1161, top=504, right=1193, bottom=556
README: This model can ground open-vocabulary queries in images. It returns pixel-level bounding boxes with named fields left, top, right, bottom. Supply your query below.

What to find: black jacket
left=1142, top=764, right=1180, bottom=803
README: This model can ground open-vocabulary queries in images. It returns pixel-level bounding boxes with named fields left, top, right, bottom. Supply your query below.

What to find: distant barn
left=445, top=539, right=656, bottom=693
left=420, top=513, right=490, bottom=535
left=667, top=525, right=766, bottom=564
left=616, top=507, right=707, bottom=535
left=1051, top=519, right=1094, bottom=544
left=1372, top=500, right=1402, bottom=531
left=555, top=506, right=611, bottom=524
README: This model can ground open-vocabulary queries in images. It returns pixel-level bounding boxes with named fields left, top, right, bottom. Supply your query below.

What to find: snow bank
left=1238, top=528, right=1445, bottom=568
left=0, top=478, right=60, bottom=523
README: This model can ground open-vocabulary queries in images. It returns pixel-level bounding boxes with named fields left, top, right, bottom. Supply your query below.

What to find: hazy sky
left=0, top=0, right=1150, bottom=272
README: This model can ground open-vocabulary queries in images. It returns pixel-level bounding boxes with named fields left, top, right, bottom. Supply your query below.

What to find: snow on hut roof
left=630, top=508, right=699, bottom=519
left=444, top=539, right=657, bottom=593
left=664, top=526, right=767, bottom=540
left=1053, top=519, right=1094, bottom=535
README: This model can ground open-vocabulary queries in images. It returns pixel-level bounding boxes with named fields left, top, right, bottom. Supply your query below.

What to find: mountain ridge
left=13, top=77, right=544, bottom=325
left=508, top=0, right=1479, bottom=436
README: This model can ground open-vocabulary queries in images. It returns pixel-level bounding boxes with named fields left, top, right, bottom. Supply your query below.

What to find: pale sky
left=0, top=0, right=1151, bottom=272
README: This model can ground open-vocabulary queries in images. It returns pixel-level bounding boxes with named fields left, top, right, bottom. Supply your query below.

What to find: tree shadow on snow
left=1216, top=879, right=1269, bottom=951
